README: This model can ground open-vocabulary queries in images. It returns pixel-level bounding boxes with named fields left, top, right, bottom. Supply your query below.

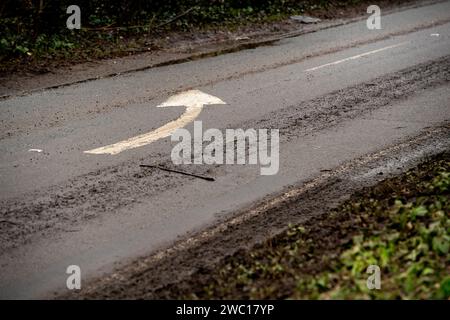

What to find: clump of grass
left=295, top=172, right=449, bottom=299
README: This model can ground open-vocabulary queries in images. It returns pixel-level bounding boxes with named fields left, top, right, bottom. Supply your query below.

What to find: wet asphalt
left=0, top=1, right=450, bottom=298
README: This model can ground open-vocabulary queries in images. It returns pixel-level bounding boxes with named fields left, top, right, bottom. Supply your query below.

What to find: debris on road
left=140, top=164, right=215, bottom=181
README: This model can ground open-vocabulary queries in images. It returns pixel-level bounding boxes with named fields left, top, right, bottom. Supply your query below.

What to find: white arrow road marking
left=84, top=90, right=226, bottom=155
left=305, top=43, right=406, bottom=72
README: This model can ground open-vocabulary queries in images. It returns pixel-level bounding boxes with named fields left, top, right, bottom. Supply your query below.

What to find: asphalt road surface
left=1, top=1, right=450, bottom=298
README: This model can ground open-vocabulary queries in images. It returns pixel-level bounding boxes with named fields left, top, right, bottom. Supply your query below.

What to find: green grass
left=295, top=175, right=450, bottom=299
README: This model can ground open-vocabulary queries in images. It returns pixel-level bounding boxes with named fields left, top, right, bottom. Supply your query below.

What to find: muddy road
left=0, top=1, right=450, bottom=298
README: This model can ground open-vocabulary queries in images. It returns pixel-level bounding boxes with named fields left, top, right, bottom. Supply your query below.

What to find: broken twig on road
left=140, top=164, right=215, bottom=181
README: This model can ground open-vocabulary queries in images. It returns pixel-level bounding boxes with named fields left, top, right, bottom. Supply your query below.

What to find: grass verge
left=176, top=153, right=449, bottom=299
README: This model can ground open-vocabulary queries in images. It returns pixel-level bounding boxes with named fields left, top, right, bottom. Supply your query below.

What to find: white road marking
left=305, top=43, right=406, bottom=72
left=431, top=33, right=440, bottom=37
left=28, top=149, right=43, bottom=153
left=84, top=90, right=226, bottom=155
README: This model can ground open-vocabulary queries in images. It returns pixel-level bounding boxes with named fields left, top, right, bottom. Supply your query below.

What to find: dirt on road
left=61, top=125, right=449, bottom=299
left=2, top=56, right=450, bottom=255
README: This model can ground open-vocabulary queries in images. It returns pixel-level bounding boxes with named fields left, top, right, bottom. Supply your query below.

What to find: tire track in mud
left=1, top=56, right=450, bottom=252
left=65, top=126, right=450, bottom=299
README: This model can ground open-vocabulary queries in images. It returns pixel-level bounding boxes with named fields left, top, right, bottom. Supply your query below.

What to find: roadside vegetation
left=1, top=0, right=411, bottom=74
left=179, top=153, right=450, bottom=299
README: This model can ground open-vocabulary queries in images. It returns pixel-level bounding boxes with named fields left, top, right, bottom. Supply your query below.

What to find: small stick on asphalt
left=140, top=164, right=215, bottom=181
left=0, top=220, right=20, bottom=225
